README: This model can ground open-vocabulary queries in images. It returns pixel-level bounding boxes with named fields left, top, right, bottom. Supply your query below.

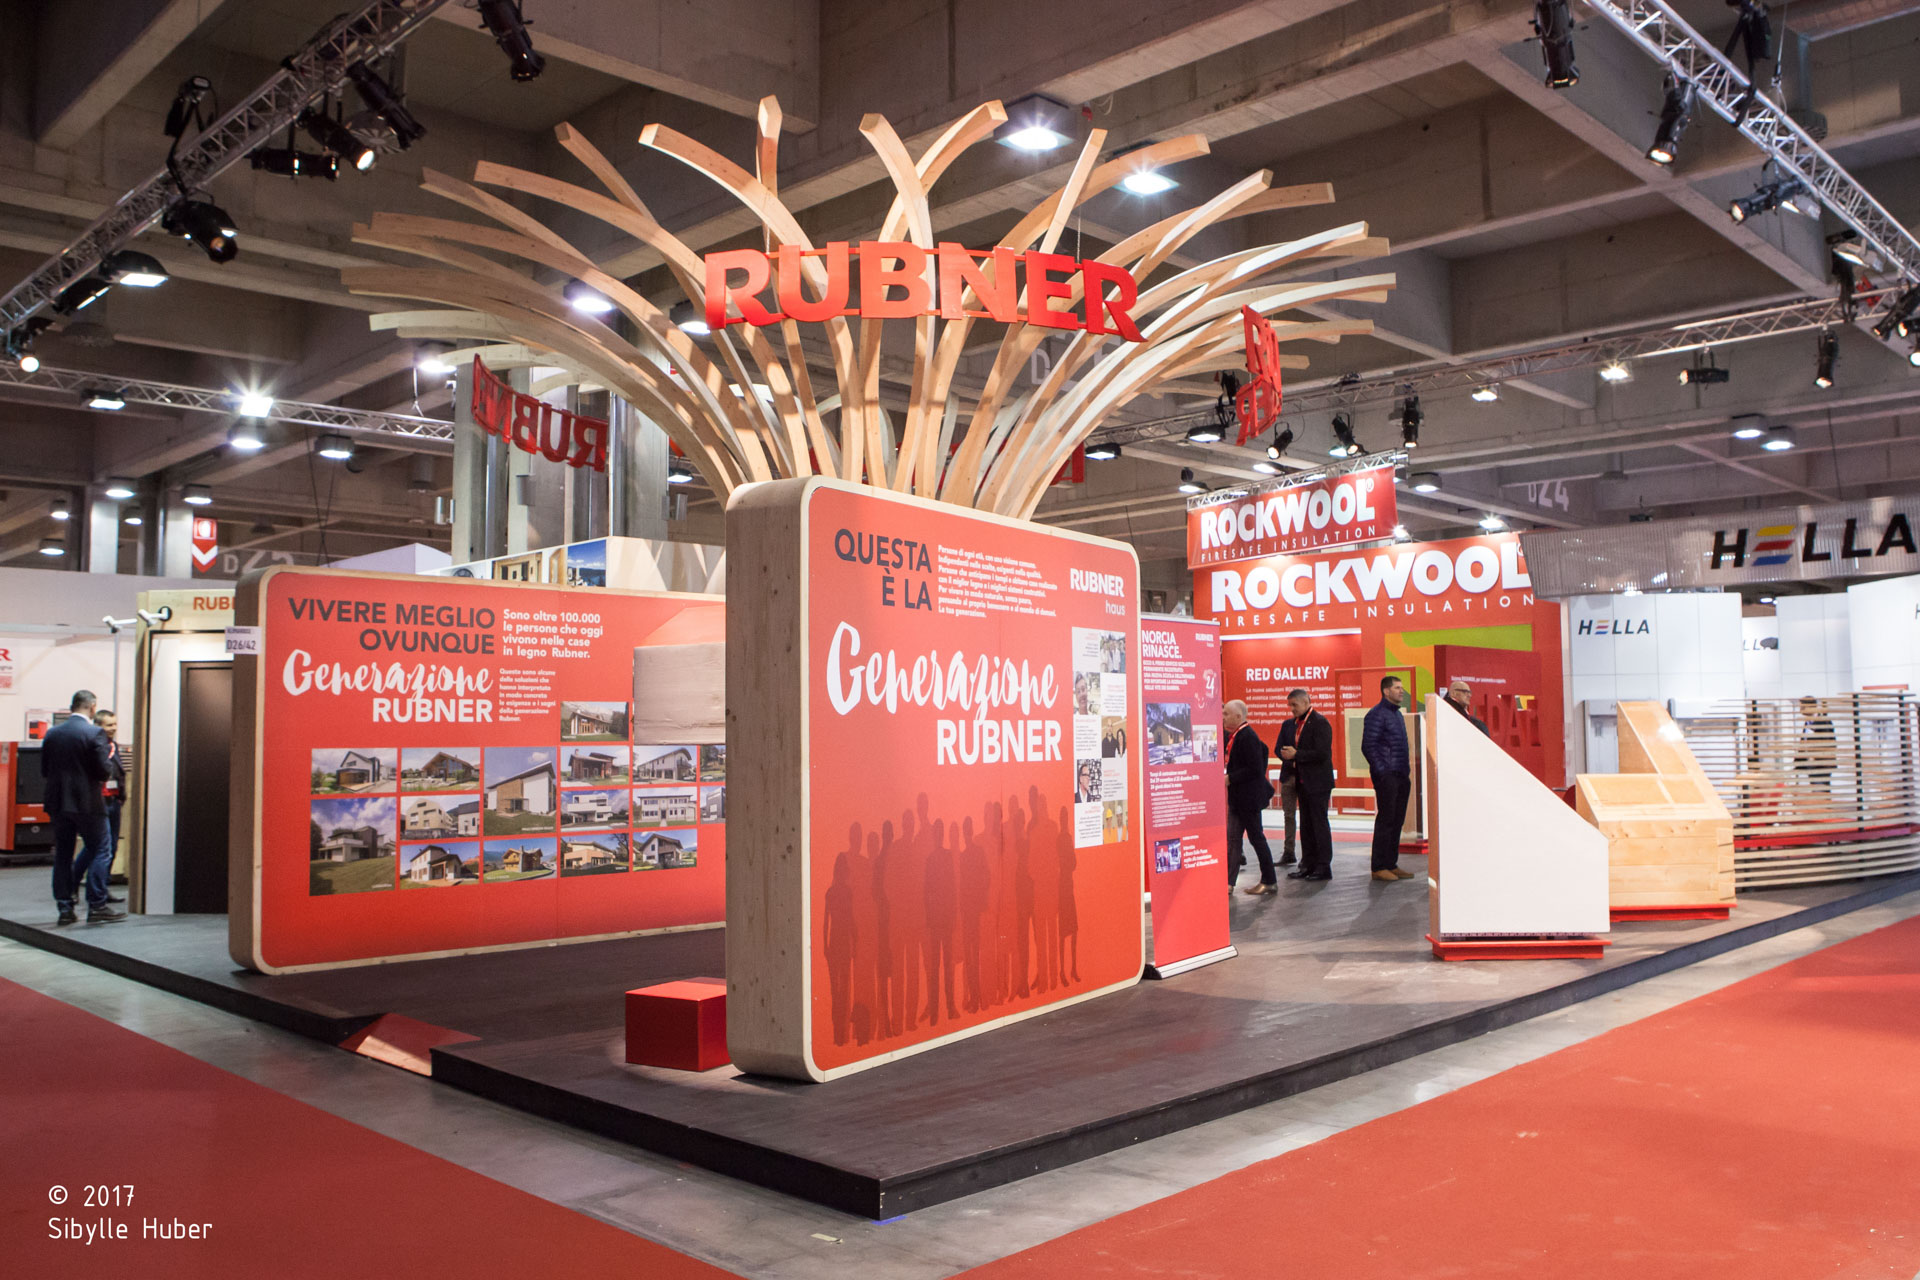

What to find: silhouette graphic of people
left=1008, top=794, right=1033, bottom=1001
left=922, top=808, right=960, bottom=1024
left=1027, top=787, right=1061, bottom=994
left=872, top=819, right=898, bottom=1038
left=1056, top=805, right=1080, bottom=984
left=823, top=823, right=859, bottom=1045
left=886, top=807, right=926, bottom=1034
left=850, top=828, right=881, bottom=1043
left=957, top=814, right=991, bottom=1014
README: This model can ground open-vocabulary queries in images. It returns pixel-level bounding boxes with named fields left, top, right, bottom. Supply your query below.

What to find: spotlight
left=1532, top=0, right=1578, bottom=88
left=250, top=146, right=338, bottom=180
left=124, top=513, right=144, bottom=527
left=1251, top=459, right=1284, bottom=475
left=1479, top=513, right=1508, bottom=531
left=1727, top=0, right=1773, bottom=74
left=1758, top=595, right=1776, bottom=605
left=299, top=108, right=377, bottom=172
left=162, top=75, right=213, bottom=141
left=1908, top=346, right=1920, bottom=368
left=999, top=96, right=1072, bottom=152
left=1267, top=426, right=1293, bottom=459
left=670, top=300, right=710, bottom=336
left=182, top=484, right=212, bottom=506
left=103, top=478, right=136, bottom=500
left=1761, top=425, right=1797, bottom=452
left=1398, top=395, right=1422, bottom=448
left=161, top=198, right=238, bottom=262
left=1678, top=351, right=1729, bottom=385
left=1470, top=383, right=1500, bottom=403
left=86, top=390, right=126, bottom=411
left=1599, top=358, right=1632, bottom=383
left=1329, top=412, right=1361, bottom=457
left=105, top=250, right=168, bottom=288
left=235, top=390, right=273, bottom=417
left=1729, top=176, right=1813, bottom=224
left=55, top=275, right=115, bottom=314
left=1872, top=287, right=1920, bottom=340
left=417, top=347, right=455, bottom=376
left=1177, top=467, right=1206, bottom=494
left=317, top=434, right=354, bottom=461
left=1814, top=331, right=1838, bottom=389
left=227, top=422, right=266, bottom=452
left=347, top=63, right=426, bottom=148
left=1084, top=440, right=1121, bottom=461
left=1829, top=236, right=1879, bottom=269
left=51, top=499, right=70, bottom=522
left=1185, top=419, right=1224, bottom=444
left=1410, top=471, right=1441, bottom=493
left=1646, top=76, right=1693, bottom=165
left=566, top=281, right=616, bottom=315
left=14, top=351, right=34, bottom=373
left=1120, top=169, right=1178, bottom=196
left=6, top=328, right=39, bottom=372
left=1730, top=417, right=1766, bottom=440
left=1392, top=524, right=1410, bottom=541
left=666, top=453, right=694, bottom=484
left=477, top=0, right=546, bottom=81
left=38, top=537, right=64, bottom=557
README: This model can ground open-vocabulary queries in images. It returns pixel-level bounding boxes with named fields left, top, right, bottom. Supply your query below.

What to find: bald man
left=1222, top=700, right=1278, bottom=895
left=1445, top=680, right=1490, bottom=736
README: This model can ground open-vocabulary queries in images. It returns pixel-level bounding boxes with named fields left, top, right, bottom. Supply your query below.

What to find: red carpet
left=966, top=914, right=1920, bottom=1280
left=0, top=978, right=738, bottom=1279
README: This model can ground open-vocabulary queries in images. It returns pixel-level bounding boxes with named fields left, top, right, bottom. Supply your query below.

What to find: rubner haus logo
left=1710, top=513, right=1916, bottom=569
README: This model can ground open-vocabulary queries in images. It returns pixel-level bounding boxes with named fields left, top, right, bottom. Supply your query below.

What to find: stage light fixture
left=1761, top=425, right=1797, bottom=452
left=251, top=146, right=338, bottom=180
left=1872, top=287, right=1920, bottom=340
left=1908, top=345, right=1920, bottom=368
left=123, top=513, right=143, bottom=526
left=669, top=300, right=711, bottom=336
left=1479, top=513, right=1508, bottom=531
left=1727, top=0, right=1773, bottom=74
left=666, top=453, right=694, bottom=484
left=1268, top=426, right=1293, bottom=459
left=1470, top=383, right=1500, bottom=403
left=1251, top=459, right=1284, bottom=475
left=1392, top=524, right=1410, bottom=541
left=1729, top=176, right=1813, bottom=224
left=417, top=347, right=455, bottom=376
left=1599, top=358, right=1632, bottom=383
left=104, top=250, right=168, bottom=288
left=86, top=390, right=126, bottom=411
left=1398, top=395, right=1422, bottom=448
left=1730, top=417, right=1766, bottom=440
left=6, top=325, right=40, bottom=372
left=1185, top=420, right=1223, bottom=444
left=1532, top=0, right=1578, bottom=88
left=1814, top=331, right=1838, bottom=389
left=50, top=499, right=70, bottom=522
left=55, top=274, right=115, bottom=314
left=1829, top=236, right=1878, bottom=269
left=228, top=422, right=266, bottom=452
left=161, top=197, right=238, bottom=262
left=1329, top=412, right=1360, bottom=457
left=1177, top=467, right=1206, bottom=494
left=103, top=478, right=136, bottom=500
left=317, top=434, right=354, bottom=461
left=478, top=0, right=546, bottom=81
left=235, top=390, right=273, bottom=417
left=300, top=108, right=377, bottom=172
left=1000, top=96, right=1072, bottom=151
left=1646, top=76, right=1693, bottom=165
left=1410, top=472, right=1441, bottom=493
left=347, top=62, right=426, bottom=148
left=38, top=537, right=64, bottom=557
left=162, top=75, right=213, bottom=141
left=183, top=484, right=213, bottom=506
left=1120, top=169, right=1178, bottom=196
left=1678, top=351, right=1729, bottom=385
left=1084, top=440, right=1121, bottom=461
left=567, top=281, right=616, bottom=315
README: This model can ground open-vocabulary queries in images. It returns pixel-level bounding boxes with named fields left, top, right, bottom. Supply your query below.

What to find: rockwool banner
left=726, top=478, right=1145, bottom=1082
left=1186, top=459, right=1398, bottom=568
left=229, top=567, right=726, bottom=973
left=1140, top=616, right=1233, bottom=978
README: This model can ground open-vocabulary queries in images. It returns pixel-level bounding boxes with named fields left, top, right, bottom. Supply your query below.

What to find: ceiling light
left=317, top=434, right=354, bottom=461
left=1760, top=425, right=1797, bottom=452
left=1084, top=440, right=1121, bottom=461
left=1120, top=169, right=1178, bottom=196
left=1759, top=595, right=1775, bottom=604
left=50, top=499, right=70, bottom=522
left=1000, top=96, right=1072, bottom=151
left=1478, top=513, right=1508, bottom=531
left=666, top=453, right=694, bottom=484
left=1470, top=384, right=1500, bottom=403
left=1599, top=359, right=1632, bottom=383
left=1267, top=426, right=1293, bottom=459
left=1730, top=417, right=1766, bottom=440
left=1909, top=346, right=1920, bottom=368
left=1814, top=330, right=1838, bottom=389
left=300, top=107, right=378, bottom=172
left=669, top=300, right=710, bottom=336
left=86, top=390, right=126, bottom=410
left=1177, top=467, right=1206, bottom=494
left=1829, top=236, right=1878, bottom=270
left=1533, top=0, right=1579, bottom=88
left=161, top=197, right=238, bottom=262
left=103, top=478, right=136, bottom=500
left=1647, top=76, right=1693, bottom=165
left=1005, top=124, right=1070, bottom=151
left=418, top=347, right=455, bottom=376
left=38, top=537, right=64, bottom=557
left=1392, top=524, right=1409, bottom=541
left=182, top=484, right=212, bottom=506
left=1329, top=412, right=1361, bottom=457
left=478, top=0, right=546, bottom=81
left=123, top=514, right=143, bottom=526
left=1251, top=459, right=1283, bottom=474
left=227, top=422, right=266, bottom=452
left=347, top=62, right=426, bottom=148
left=567, top=281, right=616, bottom=314
left=1399, top=395, right=1423, bottom=448
left=104, top=250, right=169, bottom=288
left=1185, top=420, right=1223, bottom=444
left=1409, top=471, right=1441, bottom=493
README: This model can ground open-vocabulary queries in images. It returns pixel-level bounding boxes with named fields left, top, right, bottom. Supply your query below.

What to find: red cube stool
left=625, top=978, right=729, bottom=1071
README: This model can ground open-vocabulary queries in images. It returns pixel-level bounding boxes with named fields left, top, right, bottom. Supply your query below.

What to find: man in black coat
left=1271, top=712, right=1302, bottom=866
left=1222, top=699, right=1278, bottom=895
left=1445, top=680, right=1491, bottom=736
left=1280, top=688, right=1337, bottom=880
left=43, top=690, right=122, bottom=925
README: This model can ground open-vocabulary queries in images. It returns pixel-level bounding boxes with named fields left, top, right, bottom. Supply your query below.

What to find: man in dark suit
left=1271, top=711, right=1301, bottom=866
left=1281, top=689, right=1336, bottom=880
left=43, top=690, right=122, bottom=925
left=1222, top=699, right=1278, bottom=895
left=1361, top=676, right=1416, bottom=882
left=1445, top=680, right=1490, bottom=736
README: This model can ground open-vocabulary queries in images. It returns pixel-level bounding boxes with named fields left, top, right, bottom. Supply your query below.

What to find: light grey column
left=609, top=397, right=670, bottom=539
left=86, top=493, right=120, bottom=574
left=450, top=361, right=509, bottom=564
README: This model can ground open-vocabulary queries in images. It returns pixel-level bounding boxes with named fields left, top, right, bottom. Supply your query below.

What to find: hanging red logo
left=469, top=357, right=609, bottom=472
left=1233, top=306, right=1283, bottom=444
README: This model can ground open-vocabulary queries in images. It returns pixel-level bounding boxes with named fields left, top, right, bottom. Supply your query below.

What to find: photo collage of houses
left=1069, top=628, right=1131, bottom=849
left=307, top=700, right=726, bottom=895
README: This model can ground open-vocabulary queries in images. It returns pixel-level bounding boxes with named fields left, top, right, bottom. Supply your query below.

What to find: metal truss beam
left=0, top=0, right=449, bottom=333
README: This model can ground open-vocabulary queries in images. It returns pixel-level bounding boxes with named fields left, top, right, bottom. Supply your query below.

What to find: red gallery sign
left=469, top=357, right=609, bottom=473
left=1187, top=462, right=1397, bottom=568
left=703, top=242, right=1146, bottom=339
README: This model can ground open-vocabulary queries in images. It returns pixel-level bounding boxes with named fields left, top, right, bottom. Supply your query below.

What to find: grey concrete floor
left=4, top=881, right=1918, bottom=1280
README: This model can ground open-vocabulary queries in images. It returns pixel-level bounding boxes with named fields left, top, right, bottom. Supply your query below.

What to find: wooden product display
left=1575, top=701, right=1736, bottom=921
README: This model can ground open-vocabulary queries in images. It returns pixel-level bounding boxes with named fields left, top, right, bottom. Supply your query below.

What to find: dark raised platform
left=4, top=852, right=1916, bottom=1217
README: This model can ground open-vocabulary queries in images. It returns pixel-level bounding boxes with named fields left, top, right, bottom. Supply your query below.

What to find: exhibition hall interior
left=4, top=0, right=1920, bottom=1275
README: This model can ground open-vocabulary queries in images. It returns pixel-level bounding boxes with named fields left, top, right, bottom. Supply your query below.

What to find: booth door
left=174, top=661, right=232, bottom=913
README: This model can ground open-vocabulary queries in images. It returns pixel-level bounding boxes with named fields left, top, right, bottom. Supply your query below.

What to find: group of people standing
left=45, top=689, right=131, bottom=925
left=1222, top=677, right=1489, bottom=891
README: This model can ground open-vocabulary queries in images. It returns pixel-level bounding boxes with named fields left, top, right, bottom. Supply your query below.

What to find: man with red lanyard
left=1222, top=700, right=1278, bottom=895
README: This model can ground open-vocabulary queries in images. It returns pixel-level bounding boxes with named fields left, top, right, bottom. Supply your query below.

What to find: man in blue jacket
left=1361, top=676, right=1416, bottom=882
left=42, top=690, right=123, bottom=924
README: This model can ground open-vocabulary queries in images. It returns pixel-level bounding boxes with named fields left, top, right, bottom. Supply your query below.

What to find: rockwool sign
left=1186, top=460, right=1397, bottom=568
left=1203, top=534, right=1535, bottom=636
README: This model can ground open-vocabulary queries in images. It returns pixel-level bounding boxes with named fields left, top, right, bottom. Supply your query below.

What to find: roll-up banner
left=1139, top=615, right=1234, bottom=979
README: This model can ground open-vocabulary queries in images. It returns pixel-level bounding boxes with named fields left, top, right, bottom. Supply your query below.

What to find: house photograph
left=482, top=837, right=557, bottom=883
left=560, top=787, right=630, bottom=830
left=700, top=785, right=726, bottom=824
left=699, top=744, right=726, bottom=781
left=484, top=747, right=557, bottom=835
left=634, top=787, right=698, bottom=828
left=310, top=747, right=397, bottom=795
left=401, top=795, right=473, bottom=841
left=634, top=744, right=696, bottom=783
left=560, top=700, right=630, bottom=742
left=562, top=744, right=630, bottom=785
left=560, top=833, right=628, bottom=877
left=634, top=827, right=697, bottom=870
left=309, top=796, right=397, bottom=896
left=401, top=746, right=483, bottom=792
left=401, top=841, right=480, bottom=888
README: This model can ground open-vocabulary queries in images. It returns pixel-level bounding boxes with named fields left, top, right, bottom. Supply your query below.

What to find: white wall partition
left=1567, top=592, right=1743, bottom=773
left=1776, top=594, right=1853, bottom=696
left=1848, top=575, right=1920, bottom=692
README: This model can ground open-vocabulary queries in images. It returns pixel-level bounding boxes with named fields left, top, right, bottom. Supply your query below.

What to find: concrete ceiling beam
left=32, top=0, right=216, bottom=150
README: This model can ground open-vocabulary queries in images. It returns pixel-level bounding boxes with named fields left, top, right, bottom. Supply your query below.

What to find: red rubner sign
left=1186, top=461, right=1397, bottom=568
left=1232, top=305, right=1283, bottom=445
left=469, top=357, right=610, bottom=473
left=703, top=242, right=1146, bottom=340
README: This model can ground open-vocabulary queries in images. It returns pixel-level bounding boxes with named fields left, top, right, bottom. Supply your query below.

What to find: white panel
left=1570, top=674, right=1616, bottom=708
left=1653, top=595, right=1703, bottom=675
left=1701, top=669, right=1746, bottom=702
left=1431, top=694, right=1610, bottom=936
left=1660, top=671, right=1704, bottom=703
left=1742, top=615, right=1781, bottom=699
left=1611, top=596, right=1659, bottom=675
left=1614, top=671, right=1661, bottom=701
left=1776, top=596, right=1831, bottom=677
left=1696, top=594, right=1744, bottom=681
left=1565, top=595, right=1617, bottom=677
left=1848, top=575, right=1920, bottom=690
